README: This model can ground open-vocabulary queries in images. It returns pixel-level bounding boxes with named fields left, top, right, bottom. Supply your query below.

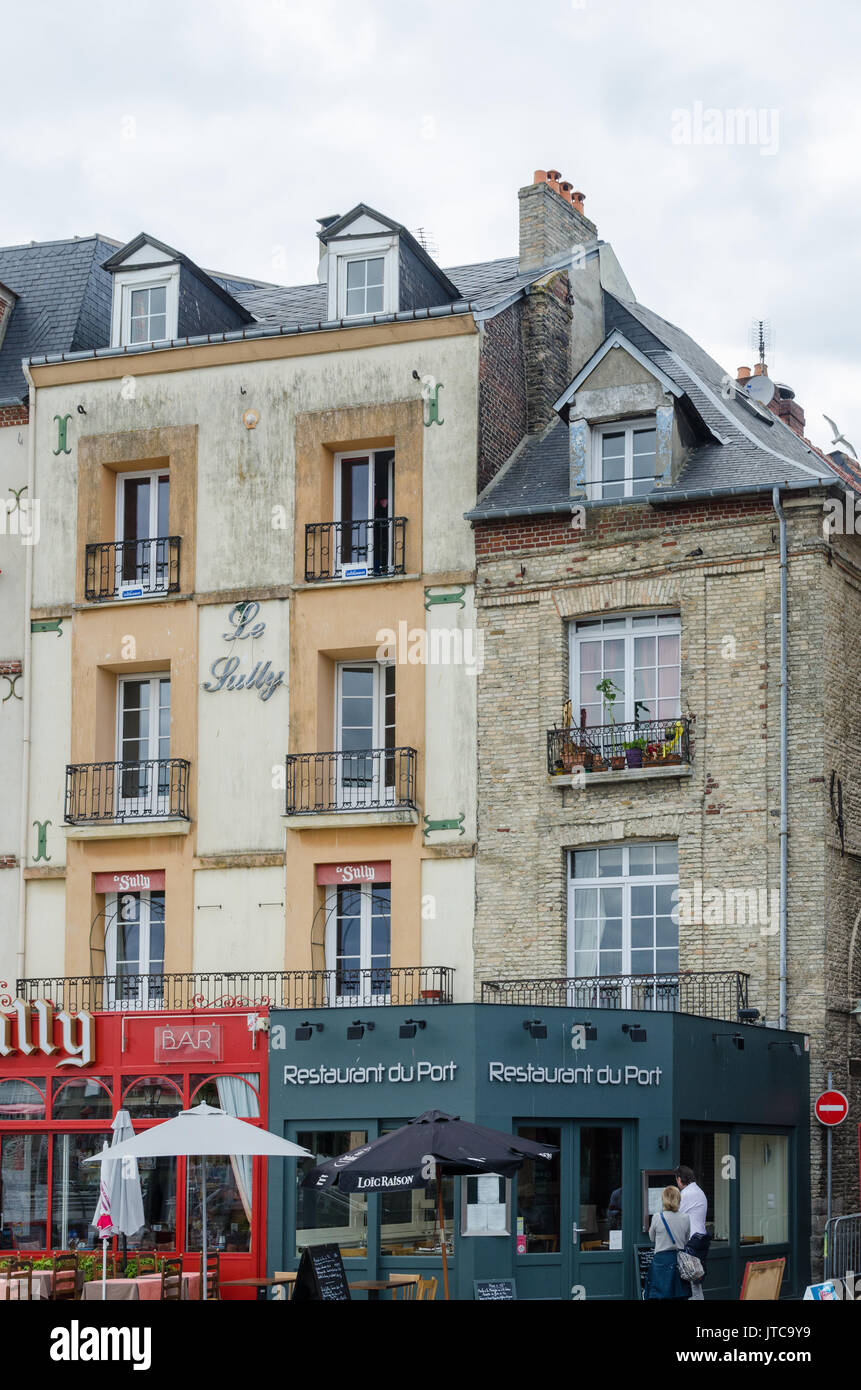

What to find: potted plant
left=624, top=738, right=647, bottom=768
left=662, top=721, right=684, bottom=764
left=596, top=676, right=625, bottom=769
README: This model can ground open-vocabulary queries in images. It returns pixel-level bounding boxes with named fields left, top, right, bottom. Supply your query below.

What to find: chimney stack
left=768, top=382, right=806, bottom=438
left=519, top=167, right=597, bottom=272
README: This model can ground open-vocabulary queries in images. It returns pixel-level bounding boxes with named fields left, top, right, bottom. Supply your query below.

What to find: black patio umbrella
left=302, top=1110, right=557, bottom=1299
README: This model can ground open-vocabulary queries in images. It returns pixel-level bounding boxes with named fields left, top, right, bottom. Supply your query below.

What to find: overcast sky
left=3, top=0, right=859, bottom=457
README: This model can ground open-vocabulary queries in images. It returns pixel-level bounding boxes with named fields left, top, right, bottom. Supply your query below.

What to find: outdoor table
left=221, top=1275, right=297, bottom=1303
left=82, top=1272, right=201, bottom=1301
left=349, top=1275, right=420, bottom=1301
left=0, top=1270, right=51, bottom=1300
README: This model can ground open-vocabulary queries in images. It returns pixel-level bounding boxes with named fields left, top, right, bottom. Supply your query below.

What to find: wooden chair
left=199, top=1252, right=219, bottom=1300
left=390, top=1274, right=420, bottom=1299
left=416, top=1276, right=438, bottom=1301
left=5, top=1263, right=33, bottom=1301
left=160, top=1257, right=183, bottom=1301
left=51, top=1253, right=79, bottom=1301
left=135, top=1252, right=157, bottom=1275
left=273, top=1271, right=297, bottom=1300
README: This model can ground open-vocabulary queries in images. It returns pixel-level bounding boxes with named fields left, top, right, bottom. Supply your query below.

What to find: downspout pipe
left=17, top=366, right=37, bottom=982
left=772, top=486, right=788, bottom=1030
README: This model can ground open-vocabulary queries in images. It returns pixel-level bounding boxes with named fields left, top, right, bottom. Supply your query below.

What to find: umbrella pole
left=201, top=1154, right=208, bottom=1299
left=102, top=1237, right=107, bottom=1301
left=436, top=1181, right=450, bottom=1301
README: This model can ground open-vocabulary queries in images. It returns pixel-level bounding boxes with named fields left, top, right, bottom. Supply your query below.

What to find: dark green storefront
left=267, top=1005, right=810, bottom=1300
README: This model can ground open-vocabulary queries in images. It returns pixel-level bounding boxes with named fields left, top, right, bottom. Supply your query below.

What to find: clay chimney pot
left=737, top=367, right=751, bottom=381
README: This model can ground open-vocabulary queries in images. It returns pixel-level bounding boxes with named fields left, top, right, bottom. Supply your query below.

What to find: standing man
left=675, top=1165, right=710, bottom=1301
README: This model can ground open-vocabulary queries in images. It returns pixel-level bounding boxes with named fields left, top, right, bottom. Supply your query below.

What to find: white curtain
left=215, top=1075, right=258, bottom=1223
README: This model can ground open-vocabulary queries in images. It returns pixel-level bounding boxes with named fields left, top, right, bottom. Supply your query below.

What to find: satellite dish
left=744, top=374, right=775, bottom=406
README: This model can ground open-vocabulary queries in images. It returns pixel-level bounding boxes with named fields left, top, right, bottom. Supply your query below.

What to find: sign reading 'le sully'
left=203, top=601, right=284, bottom=702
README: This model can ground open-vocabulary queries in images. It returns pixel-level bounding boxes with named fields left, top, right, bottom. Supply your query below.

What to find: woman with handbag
left=646, top=1186, right=691, bottom=1300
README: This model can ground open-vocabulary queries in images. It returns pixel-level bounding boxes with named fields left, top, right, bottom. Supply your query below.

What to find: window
left=739, top=1134, right=788, bottom=1245
left=380, top=1125, right=454, bottom=1255
left=571, top=612, right=680, bottom=728
left=52, top=1077, right=113, bottom=1119
left=593, top=419, right=656, bottom=499
left=0, top=1078, right=46, bottom=1119
left=51, top=1133, right=104, bottom=1249
left=1, top=1133, right=49, bottom=1250
left=122, top=1076, right=183, bottom=1119
left=344, top=257, right=385, bottom=317
left=568, top=843, right=679, bottom=982
left=333, top=449, right=395, bottom=576
left=679, top=1129, right=730, bottom=1244
left=104, top=889, right=165, bottom=1009
left=112, top=266, right=179, bottom=347
left=127, top=1157, right=177, bottom=1252
left=325, top=882, right=391, bottom=1004
left=129, top=284, right=167, bottom=343
left=580, top=1127, right=622, bottom=1250
left=186, top=1154, right=251, bottom=1253
left=115, top=470, right=171, bottom=596
left=516, top=1125, right=560, bottom=1254
left=117, top=675, right=171, bottom=814
left=328, top=235, right=399, bottom=320
left=335, top=661, right=396, bottom=806
left=295, top=1131, right=369, bottom=1258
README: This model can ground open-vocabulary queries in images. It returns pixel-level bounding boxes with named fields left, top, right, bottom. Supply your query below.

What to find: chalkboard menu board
left=292, top=1244, right=351, bottom=1301
left=634, top=1245, right=654, bottom=1300
left=474, top=1278, right=517, bottom=1300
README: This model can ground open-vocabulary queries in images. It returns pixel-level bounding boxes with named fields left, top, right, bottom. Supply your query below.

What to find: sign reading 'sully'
left=203, top=601, right=284, bottom=702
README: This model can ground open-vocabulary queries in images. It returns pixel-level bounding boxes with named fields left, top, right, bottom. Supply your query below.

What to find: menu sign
left=474, top=1279, right=517, bottom=1300
left=291, top=1244, right=351, bottom=1302
left=634, top=1246, right=654, bottom=1300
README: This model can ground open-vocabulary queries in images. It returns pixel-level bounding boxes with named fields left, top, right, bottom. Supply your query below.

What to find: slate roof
left=469, top=289, right=839, bottom=521
left=0, top=237, right=119, bottom=404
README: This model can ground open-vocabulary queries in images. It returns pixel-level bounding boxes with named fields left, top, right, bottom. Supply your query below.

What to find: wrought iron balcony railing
left=548, top=716, right=692, bottom=774
left=65, top=758, right=191, bottom=825
left=84, top=537, right=181, bottom=601
left=304, top=517, right=407, bottom=582
left=481, top=970, right=750, bottom=1024
left=14, top=967, right=455, bottom=1013
left=286, top=747, right=417, bottom=815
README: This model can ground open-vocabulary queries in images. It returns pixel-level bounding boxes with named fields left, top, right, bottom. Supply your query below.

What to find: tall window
left=295, top=1131, right=369, bottom=1257
left=335, top=662, right=396, bottom=806
left=594, top=420, right=656, bottom=498
left=343, top=257, right=385, bottom=317
left=571, top=613, right=680, bottom=728
left=117, top=676, right=171, bottom=814
left=115, top=470, right=170, bottom=596
left=104, top=889, right=166, bottom=1009
left=334, top=449, right=394, bottom=575
left=568, top=843, right=679, bottom=979
left=739, top=1134, right=788, bottom=1245
left=128, top=284, right=168, bottom=342
left=325, top=882, right=391, bottom=1004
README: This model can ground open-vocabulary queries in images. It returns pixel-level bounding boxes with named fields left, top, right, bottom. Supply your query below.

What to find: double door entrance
left=514, top=1120, right=636, bottom=1301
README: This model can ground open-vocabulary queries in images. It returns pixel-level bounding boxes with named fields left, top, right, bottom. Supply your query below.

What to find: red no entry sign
left=815, top=1090, right=849, bottom=1126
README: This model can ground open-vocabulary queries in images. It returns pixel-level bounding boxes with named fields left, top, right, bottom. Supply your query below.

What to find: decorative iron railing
left=65, top=758, right=191, bottom=824
left=304, top=518, right=407, bottom=582
left=14, top=967, right=455, bottom=1013
left=481, top=970, right=750, bottom=1023
left=84, top=537, right=181, bottom=601
left=286, top=747, right=418, bottom=815
left=547, top=716, right=692, bottom=773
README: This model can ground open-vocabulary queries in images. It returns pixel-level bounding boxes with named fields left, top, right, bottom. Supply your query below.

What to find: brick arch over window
left=552, top=576, right=681, bottom=620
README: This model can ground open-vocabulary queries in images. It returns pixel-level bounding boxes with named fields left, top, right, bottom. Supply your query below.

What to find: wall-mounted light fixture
left=399, top=1019, right=427, bottom=1039
left=737, top=1007, right=761, bottom=1024
left=523, top=1019, right=547, bottom=1040
left=621, top=1023, right=647, bottom=1043
left=295, top=1022, right=324, bottom=1042
left=713, top=1032, right=745, bottom=1052
left=768, top=1040, right=802, bottom=1057
left=583, top=1021, right=598, bottom=1041
left=657, top=1134, right=670, bottom=1151
left=347, top=1020, right=376, bottom=1041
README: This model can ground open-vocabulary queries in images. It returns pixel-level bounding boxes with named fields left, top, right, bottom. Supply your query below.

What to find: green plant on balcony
left=596, top=677, right=625, bottom=769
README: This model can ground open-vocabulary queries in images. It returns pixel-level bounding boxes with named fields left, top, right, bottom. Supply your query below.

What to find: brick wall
left=0, top=660, right=22, bottom=677
left=518, top=181, right=597, bottom=271
left=478, top=304, right=528, bottom=494
left=0, top=405, right=29, bottom=427
left=522, top=272, right=572, bottom=435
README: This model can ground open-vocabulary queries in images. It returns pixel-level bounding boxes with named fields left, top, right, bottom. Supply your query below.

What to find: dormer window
left=110, top=263, right=179, bottom=347
left=345, top=257, right=385, bottom=317
left=129, top=284, right=167, bottom=343
left=593, top=419, right=656, bottom=499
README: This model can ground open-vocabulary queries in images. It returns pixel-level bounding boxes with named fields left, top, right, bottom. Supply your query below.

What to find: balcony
left=481, top=970, right=751, bottom=1025
left=15, top=967, right=455, bottom=1013
left=304, top=518, right=407, bottom=583
left=547, top=716, right=692, bottom=785
left=64, top=758, right=190, bottom=832
left=284, top=748, right=419, bottom=828
left=84, top=537, right=181, bottom=602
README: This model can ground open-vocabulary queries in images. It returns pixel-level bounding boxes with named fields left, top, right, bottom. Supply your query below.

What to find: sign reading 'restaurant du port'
left=203, top=601, right=284, bottom=702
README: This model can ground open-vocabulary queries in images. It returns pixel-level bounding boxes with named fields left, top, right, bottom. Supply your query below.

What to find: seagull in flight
left=823, top=414, right=858, bottom=459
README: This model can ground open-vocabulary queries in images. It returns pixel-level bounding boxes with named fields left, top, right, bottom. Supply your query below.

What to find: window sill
left=547, top=764, right=692, bottom=788
left=282, top=808, right=420, bottom=830
left=295, top=573, right=420, bottom=591
left=75, top=593, right=193, bottom=611
left=63, top=818, right=192, bottom=840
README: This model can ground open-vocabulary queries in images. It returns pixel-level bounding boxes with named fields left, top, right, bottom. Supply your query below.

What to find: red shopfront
left=0, top=1004, right=267, bottom=1298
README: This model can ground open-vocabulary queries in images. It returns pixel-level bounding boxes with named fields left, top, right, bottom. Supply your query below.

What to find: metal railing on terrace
left=304, top=518, right=406, bottom=582
left=285, top=747, right=417, bottom=815
left=84, top=537, right=181, bottom=601
left=481, top=970, right=750, bottom=1023
left=547, top=716, right=692, bottom=774
left=64, top=759, right=191, bottom=824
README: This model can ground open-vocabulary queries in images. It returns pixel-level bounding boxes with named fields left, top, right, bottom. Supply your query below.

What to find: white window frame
left=334, top=661, right=395, bottom=807
left=332, top=449, right=395, bottom=577
left=566, top=843, right=679, bottom=1005
left=114, top=469, right=170, bottom=597
left=325, top=881, right=392, bottom=1006
left=592, top=416, right=657, bottom=499
left=326, top=235, right=399, bottom=320
left=569, top=610, right=681, bottom=729
left=111, top=264, right=180, bottom=347
left=116, top=674, right=171, bottom=817
left=104, top=887, right=165, bottom=1010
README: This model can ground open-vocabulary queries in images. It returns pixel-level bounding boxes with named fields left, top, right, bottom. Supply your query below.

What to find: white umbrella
left=86, top=1103, right=311, bottom=1293
left=91, top=1110, right=145, bottom=1299
left=92, top=1146, right=113, bottom=1301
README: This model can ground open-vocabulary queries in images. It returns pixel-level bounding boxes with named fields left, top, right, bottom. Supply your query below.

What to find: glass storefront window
left=1, top=1133, right=49, bottom=1250
left=680, top=1129, right=730, bottom=1243
left=122, top=1076, right=183, bottom=1119
left=379, top=1132, right=454, bottom=1257
left=52, top=1077, right=113, bottom=1120
left=190, top=1074, right=260, bottom=1117
left=125, top=1157, right=177, bottom=1252
left=580, top=1126, right=622, bottom=1250
left=296, top=1130, right=368, bottom=1257
left=51, top=1132, right=104, bottom=1249
left=740, top=1134, right=788, bottom=1245
left=186, top=1154, right=252, bottom=1253
left=516, top=1125, right=561, bottom=1253
left=0, top=1078, right=46, bottom=1119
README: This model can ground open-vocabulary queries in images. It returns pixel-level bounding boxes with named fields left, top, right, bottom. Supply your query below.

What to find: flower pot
left=625, top=748, right=643, bottom=768
left=663, top=753, right=682, bottom=765
left=589, top=758, right=608, bottom=773
left=609, top=755, right=626, bottom=771
left=420, top=989, right=442, bottom=1001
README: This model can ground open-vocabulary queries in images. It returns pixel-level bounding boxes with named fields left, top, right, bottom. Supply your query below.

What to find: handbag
left=660, top=1213, right=704, bottom=1282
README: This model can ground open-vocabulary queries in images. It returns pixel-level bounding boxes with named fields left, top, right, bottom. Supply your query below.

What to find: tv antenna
left=744, top=318, right=775, bottom=406
left=412, top=226, right=440, bottom=261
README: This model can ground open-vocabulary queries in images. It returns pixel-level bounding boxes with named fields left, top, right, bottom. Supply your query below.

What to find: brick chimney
left=518, top=169, right=598, bottom=434
left=768, top=382, right=805, bottom=437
